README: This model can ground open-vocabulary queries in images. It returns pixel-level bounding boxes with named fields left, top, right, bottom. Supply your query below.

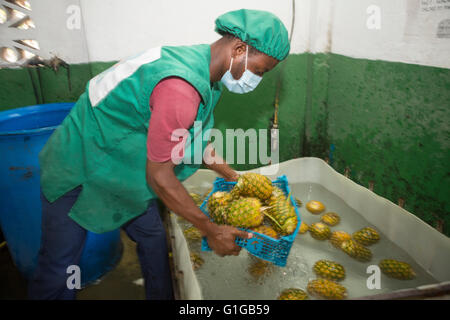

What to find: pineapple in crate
left=200, top=173, right=300, bottom=266
left=264, top=190, right=298, bottom=236
left=230, top=172, right=273, bottom=201
left=207, top=191, right=232, bottom=225
left=226, top=197, right=265, bottom=228
left=213, top=173, right=298, bottom=235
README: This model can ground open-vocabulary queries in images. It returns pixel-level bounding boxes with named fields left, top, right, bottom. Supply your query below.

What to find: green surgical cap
left=215, top=9, right=290, bottom=61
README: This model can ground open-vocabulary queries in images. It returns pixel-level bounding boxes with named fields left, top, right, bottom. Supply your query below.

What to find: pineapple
left=226, top=197, right=264, bottom=228
left=251, top=225, right=279, bottom=239
left=307, top=279, right=347, bottom=300
left=207, top=191, right=232, bottom=225
left=190, top=252, right=204, bottom=271
left=183, top=227, right=202, bottom=241
left=278, top=288, right=309, bottom=300
left=203, top=187, right=213, bottom=198
left=313, top=260, right=346, bottom=281
left=306, top=200, right=325, bottom=214
left=329, top=231, right=352, bottom=248
left=207, top=191, right=232, bottom=215
left=210, top=206, right=228, bottom=225
left=230, top=173, right=273, bottom=201
left=379, top=259, right=416, bottom=280
left=299, top=221, right=309, bottom=234
left=264, top=186, right=285, bottom=205
left=321, top=212, right=340, bottom=226
left=265, top=192, right=298, bottom=235
left=248, top=258, right=273, bottom=280
left=189, top=193, right=203, bottom=206
left=353, top=227, right=380, bottom=246
left=309, top=222, right=331, bottom=240
left=271, top=186, right=285, bottom=198
left=340, top=239, right=372, bottom=262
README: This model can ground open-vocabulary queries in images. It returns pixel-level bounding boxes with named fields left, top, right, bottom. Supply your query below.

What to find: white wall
left=4, top=0, right=449, bottom=68
left=331, top=0, right=450, bottom=68
left=79, top=0, right=299, bottom=63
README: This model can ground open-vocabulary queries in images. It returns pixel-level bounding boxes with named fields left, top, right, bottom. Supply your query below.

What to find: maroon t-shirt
left=147, top=77, right=201, bottom=163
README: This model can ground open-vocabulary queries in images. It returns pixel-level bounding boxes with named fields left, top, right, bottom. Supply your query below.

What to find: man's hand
left=225, top=172, right=239, bottom=182
left=146, top=159, right=250, bottom=257
left=205, top=224, right=252, bottom=257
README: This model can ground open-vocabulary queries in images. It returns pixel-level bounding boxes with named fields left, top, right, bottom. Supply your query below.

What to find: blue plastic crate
left=199, top=175, right=301, bottom=267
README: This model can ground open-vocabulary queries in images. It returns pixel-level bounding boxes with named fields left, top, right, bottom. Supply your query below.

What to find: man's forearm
left=203, top=144, right=239, bottom=181
left=146, top=162, right=216, bottom=235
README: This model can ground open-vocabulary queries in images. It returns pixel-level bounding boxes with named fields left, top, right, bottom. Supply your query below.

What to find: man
left=28, top=9, right=290, bottom=299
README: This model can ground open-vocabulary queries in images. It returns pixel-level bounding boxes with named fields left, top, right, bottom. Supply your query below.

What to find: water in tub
left=178, top=182, right=438, bottom=300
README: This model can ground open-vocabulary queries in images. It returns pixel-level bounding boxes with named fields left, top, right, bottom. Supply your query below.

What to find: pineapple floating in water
left=299, top=221, right=309, bottom=234
left=352, top=227, right=380, bottom=246
left=313, top=260, right=346, bottom=281
left=309, top=222, right=331, bottom=240
left=207, top=191, right=232, bottom=224
left=340, top=239, right=372, bottom=262
left=183, top=227, right=202, bottom=241
left=226, top=197, right=265, bottom=228
left=230, top=173, right=273, bottom=201
left=321, top=212, right=340, bottom=226
left=278, top=288, right=309, bottom=300
left=251, top=225, right=279, bottom=239
left=190, top=252, right=204, bottom=271
left=306, top=200, right=325, bottom=214
left=307, top=279, right=347, bottom=300
left=379, top=259, right=416, bottom=280
left=189, top=193, right=203, bottom=206
left=329, top=231, right=352, bottom=248
left=265, top=192, right=298, bottom=235
left=248, top=257, right=273, bottom=280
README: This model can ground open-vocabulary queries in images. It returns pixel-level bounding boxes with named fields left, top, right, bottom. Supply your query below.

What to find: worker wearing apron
left=28, top=9, right=290, bottom=299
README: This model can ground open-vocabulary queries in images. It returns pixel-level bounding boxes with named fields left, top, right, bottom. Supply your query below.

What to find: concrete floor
left=77, top=230, right=145, bottom=300
left=0, top=230, right=146, bottom=300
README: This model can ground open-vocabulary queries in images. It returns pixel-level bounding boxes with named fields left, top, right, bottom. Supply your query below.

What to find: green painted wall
left=213, top=54, right=308, bottom=170
left=324, top=54, right=450, bottom=236
left=0, top=53, right=448, bottom=235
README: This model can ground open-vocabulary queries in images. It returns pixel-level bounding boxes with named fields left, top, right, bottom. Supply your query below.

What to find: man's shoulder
left=153, top=77, right=201, bottom=103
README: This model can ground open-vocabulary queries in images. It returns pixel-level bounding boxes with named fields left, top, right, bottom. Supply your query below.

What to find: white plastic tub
left=168, top=157, right=450, bottom=299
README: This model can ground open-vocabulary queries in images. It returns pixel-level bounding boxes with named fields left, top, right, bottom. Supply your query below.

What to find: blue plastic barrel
left=0, top=103, right=122, bottom=285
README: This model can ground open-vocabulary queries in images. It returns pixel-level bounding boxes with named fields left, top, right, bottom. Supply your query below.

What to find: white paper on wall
left=405, top=0, right=450, bottom=41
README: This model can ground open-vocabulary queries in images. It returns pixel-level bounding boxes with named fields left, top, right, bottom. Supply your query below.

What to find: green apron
left=39, top=44, right=222, bottom=233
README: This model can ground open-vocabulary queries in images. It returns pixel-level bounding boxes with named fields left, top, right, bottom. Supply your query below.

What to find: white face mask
left=220, top=45, right=262, bottom=94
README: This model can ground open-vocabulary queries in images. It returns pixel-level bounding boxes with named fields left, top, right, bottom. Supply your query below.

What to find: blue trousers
left=28, top=186, right=174, bottom=300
